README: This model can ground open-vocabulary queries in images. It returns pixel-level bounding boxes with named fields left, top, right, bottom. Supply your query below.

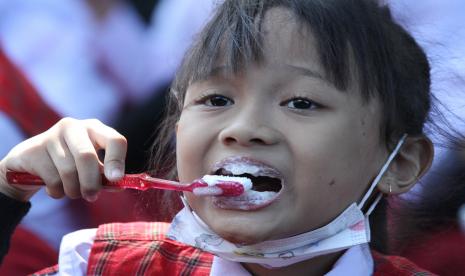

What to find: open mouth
left=209, top=157, right=284, bottom=210
left=213, top=169, right=283, bottom=193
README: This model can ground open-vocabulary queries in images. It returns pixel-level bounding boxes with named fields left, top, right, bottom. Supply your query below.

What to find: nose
left=218, top=108, right=280, bottom=147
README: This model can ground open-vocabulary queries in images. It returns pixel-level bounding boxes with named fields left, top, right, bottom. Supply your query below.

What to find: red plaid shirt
left=33, top=222, right=436, bottom=276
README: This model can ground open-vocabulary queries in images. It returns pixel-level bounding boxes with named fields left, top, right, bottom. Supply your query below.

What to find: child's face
left=176, top=8, right=389, bottom=244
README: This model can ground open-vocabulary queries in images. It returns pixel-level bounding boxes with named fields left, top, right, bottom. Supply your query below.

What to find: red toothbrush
left=6, top=171, right=252, bottom=197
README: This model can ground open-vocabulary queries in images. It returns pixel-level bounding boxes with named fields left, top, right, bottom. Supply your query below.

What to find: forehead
left=182, top=6, right=366, bottom=103
left=260, top=7, right=320, bottom=69
left=211, top=7, right=324, bottom=79
left=206, top=8, right=336, bottom=88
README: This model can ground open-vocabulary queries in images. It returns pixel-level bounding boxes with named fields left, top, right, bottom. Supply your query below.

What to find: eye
left=205, top=95, right=234, bottom=107
left=281, top=97, right=318, bottom=110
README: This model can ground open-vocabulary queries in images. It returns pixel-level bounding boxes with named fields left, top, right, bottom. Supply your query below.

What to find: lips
left=209, top=156, right=284, bottom=210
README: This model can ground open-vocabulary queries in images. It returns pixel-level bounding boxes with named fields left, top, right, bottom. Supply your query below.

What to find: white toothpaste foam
left=202, top=175, right=252, bottom=191
left=214, top=190, right=278, bottom=210
left=192, top=186, right=223, bottom=196
left=222, top=163, right=261, bottom=176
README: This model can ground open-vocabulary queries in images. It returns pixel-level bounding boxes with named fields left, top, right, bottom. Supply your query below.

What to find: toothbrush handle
left=6, top=171, right=45, bottom=186
left=5, top=171, right=243, bottom=196
left=5, top=171, right=126, bottom=189
left=5, top=171, right=199, bottom=192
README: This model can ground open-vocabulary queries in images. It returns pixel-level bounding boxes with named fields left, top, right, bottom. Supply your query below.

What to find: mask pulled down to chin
left=167, top=135, right=407, bottom=268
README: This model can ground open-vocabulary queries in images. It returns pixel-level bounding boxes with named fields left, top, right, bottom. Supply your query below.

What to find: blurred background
left=387, top=1, right=465, bottom=275
left=0, top=0, right=217, bottom=274
left=0, top=0, right=464, bottom=275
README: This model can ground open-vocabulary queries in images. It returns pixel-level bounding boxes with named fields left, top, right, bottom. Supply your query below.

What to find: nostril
left=223, top=137, right=237, bottom=145
left=223, top=137, right=266, bottom=146
left=219, top=124, right=279, bottom=146
left=250, top=138, right=266, bottom=145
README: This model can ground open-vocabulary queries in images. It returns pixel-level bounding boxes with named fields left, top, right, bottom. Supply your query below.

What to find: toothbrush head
left=193, top=175, right=252, bottom=196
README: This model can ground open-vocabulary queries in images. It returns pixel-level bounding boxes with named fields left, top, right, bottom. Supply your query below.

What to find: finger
left=85, top=119, right=127, bottom=181
left=62, top=120, right=102, bottom=201
left=6, top=142, right=64, bottom=199
left=46, top=136, right=81, bottom=199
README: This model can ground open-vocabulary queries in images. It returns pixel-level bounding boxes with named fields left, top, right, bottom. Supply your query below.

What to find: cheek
left=175, top=116, right=205, bottom=182
left=175, top=110, right=223, bottom=183
left=290, top=122, right=383, bottom=210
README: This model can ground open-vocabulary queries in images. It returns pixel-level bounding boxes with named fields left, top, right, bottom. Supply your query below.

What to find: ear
left=378, top=136, right=434, bottom=194
left=175, top=122, right=179, bottom=134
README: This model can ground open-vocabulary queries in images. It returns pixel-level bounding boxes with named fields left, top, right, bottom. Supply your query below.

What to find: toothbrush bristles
left=192, top=181, right=245, bottom=196
left=216, top=182, right=245, bottom=196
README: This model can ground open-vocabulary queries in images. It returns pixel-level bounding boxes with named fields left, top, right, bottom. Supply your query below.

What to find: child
left=0, top=0, right=442, bottom=274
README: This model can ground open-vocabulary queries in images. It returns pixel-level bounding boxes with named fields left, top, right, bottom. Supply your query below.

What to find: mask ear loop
left=359, top=134, right=408, bottom=216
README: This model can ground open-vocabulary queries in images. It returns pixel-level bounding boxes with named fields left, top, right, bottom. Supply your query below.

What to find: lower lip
left=212, top=190, right=281, bottom=210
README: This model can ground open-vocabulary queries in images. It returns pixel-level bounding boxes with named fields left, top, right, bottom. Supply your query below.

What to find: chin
left=187, top=194, right=285, bottom=244
left=209, top=220, right=270, bottom=245
left=202, top=208, right=283, bottom=245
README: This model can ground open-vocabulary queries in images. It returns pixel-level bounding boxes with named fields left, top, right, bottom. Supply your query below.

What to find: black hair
left=172, top=0, right=431, bottom=146
left=149, top=0, right=441, bottom=253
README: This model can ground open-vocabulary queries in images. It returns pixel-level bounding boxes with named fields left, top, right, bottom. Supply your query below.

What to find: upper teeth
left=220, top=163, right=261, bottom=176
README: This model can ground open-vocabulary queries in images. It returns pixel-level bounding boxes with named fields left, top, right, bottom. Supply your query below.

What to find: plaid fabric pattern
left=0, top=47, right=61, bottom=137
left=372, top=251, right=438, bottom=276
left=86, top=222, right=213, bottom=276
left=32, top=222, right=435, bottom=275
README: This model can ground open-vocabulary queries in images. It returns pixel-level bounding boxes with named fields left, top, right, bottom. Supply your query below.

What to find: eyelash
left=194, top=93, right=234, bottom=107
left=280, top=96, right=321, bottom=111
left=193, top=93, right=321, bottom=111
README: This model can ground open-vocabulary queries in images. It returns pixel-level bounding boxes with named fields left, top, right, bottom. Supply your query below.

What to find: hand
left=0, top=118, right=127, bottom=202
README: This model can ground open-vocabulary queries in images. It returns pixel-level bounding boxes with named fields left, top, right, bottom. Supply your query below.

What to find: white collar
left=210, top=244, right=373, bottom=276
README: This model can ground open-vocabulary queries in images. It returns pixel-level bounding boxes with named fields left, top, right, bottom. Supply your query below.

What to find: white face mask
left=167, top=135, right=407, bottom=268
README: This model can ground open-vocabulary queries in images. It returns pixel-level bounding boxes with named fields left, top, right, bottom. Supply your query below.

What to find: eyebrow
left=208, top=66, right=230, bottom=77
left=282, top=64, right=325, bottom=81
left=283, top=64, right=344, bottom=91
left=201, top=64, right=334, bottom=87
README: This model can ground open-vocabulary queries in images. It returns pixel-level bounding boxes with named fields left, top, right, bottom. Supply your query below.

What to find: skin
left=179, top=7, right=387, bottom=244
left=0, top=118, right=127, bottom=202
left=0, top=7, right=433, bottom=276
left=177, top=8, right=432, bottom=275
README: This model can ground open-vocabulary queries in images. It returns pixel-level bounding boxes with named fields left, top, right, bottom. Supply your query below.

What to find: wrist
left=0, top=182, right=34, bottom=202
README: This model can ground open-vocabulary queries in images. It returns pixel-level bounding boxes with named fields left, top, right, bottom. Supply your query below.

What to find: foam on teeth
left=201, top=175, right=253, bottom=191
left=222, top=163, right=260, bottom=175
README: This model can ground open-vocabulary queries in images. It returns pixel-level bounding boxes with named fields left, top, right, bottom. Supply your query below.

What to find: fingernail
left=85, top=194, right=98, bottom=202
left=110, top=169, right=123, bottom=180
left=105, top=167, right=123, bottom=180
